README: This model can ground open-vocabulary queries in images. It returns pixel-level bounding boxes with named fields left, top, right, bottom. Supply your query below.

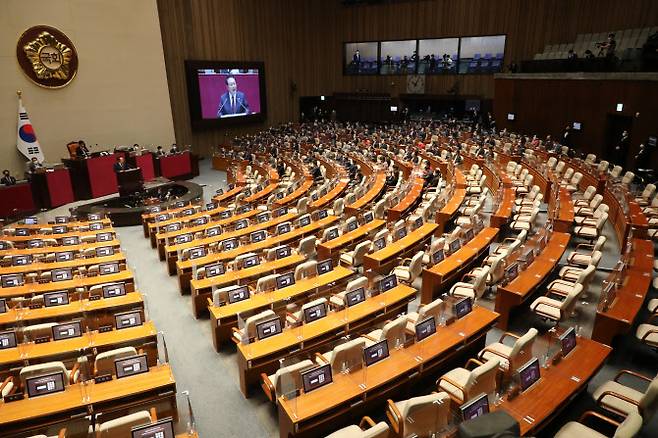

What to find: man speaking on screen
left=217, top=76, right=250, bottom=117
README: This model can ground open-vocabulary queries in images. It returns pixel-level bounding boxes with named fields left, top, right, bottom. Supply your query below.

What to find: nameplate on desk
left=94, top=374, right=113, bottom=384
left=4, top=392, right=24, bottom=403
left=29, top=303, right=43, bottom=309
left=89, top=295, right=102, bottom=301
left=99, top=325, right=113, bottom=333
left=35, top=336, right=50, bottom=344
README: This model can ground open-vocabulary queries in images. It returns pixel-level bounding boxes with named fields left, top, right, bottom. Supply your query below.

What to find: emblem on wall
left=16, top=25, right=79, bottom=88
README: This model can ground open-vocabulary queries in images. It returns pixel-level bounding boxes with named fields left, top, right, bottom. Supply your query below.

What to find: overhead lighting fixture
left=616, top=103, right=623, bottom=112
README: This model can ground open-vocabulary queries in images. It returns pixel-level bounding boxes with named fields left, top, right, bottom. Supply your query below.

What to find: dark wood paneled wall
left=494, top=75, right=658, bottom=168
left=157, top=0, right=658, bottom=154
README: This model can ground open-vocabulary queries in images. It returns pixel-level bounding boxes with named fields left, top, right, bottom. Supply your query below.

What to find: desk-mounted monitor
left=115, top=354, right=149, bottom=379
left=256, top=317, right=282, bottom=340
left=345, top=287, right=366, bottom=307
left=317, top=259, right=333, bottom=275
left=301, top=364, right=332, bottom=393
left=460, top=392, right=489, bottom=420
left=131, top=418, right=175, bottom=438
left=415, top=316, right=436, bottom=342
left=379, top=274, right=397, bottom=292
left=26, top=372, right=65, bottom=398
left=52, top=321, right=82, bottom=341
left=227, top=286, right=250, bottom=304
left=363, top=339, right=389, bottom=366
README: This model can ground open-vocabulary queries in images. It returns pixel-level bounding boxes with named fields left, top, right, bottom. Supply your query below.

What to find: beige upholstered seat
left=21, top=322, right=58, bottom=341
left=555, top=411, right=642, bottom=438
left=479, top=328, right=538, bottom=372
left=297, top=236, right=317, bottom=259
left=212, top=284, right=243, bottom=306
left=94, top=346, right=138, bottom=376
left=636, top=323, right=658, bottom=348
left=405, top=298, right=444, bottom=332
left=566, top=236, right=606, bottom=267
left=593, top=371, right=658, bottom=422
left=294, top=260, right=318, bottom=281
left=449, top=266, right=490, bottom=301
left=256, top=274, right=278, bottom=293
left=325, top=417, right=389, bottom=438
left=315, top=337, right=366, bottom=374
left=574, top=212, right=607, bottom=239
left=261, top=359, right=315, bottom=403
left=392, top=251, right=424, bottom=284
left=386, top=392, right=451, bottom=438
left=364, top=315, right=408, bottom=349
left=437, top=357, right=500, bottom=404
left=96, top=410, right=152, bottom=437
left=330, top=276, right=368, bottom=308
left=232, top=309, right=276, bottom=343
left=530, top=284, right=583, bottom=322
left=20, top=361, right=72, bottom=388
left=340, top=240, right=372, bottom=268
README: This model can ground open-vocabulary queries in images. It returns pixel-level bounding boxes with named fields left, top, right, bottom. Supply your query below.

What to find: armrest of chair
left=0, top=376, right=13, bottom=393
left=595, top=390, right=641, bottom=408
left=359, top=416, right=377, bottom=430
left=315, top=352, right=329, bottom=364
left=260, top=373, right=275, bottom=402
left=361, top=333, right=377, bottom=342
left=613, top=369, right=653, bottom=385
left=465, top=358, right=484, bottom=370
left=578, top=410, right=620, bottom=428
left=149, top=407, right=158, bottom=421
left=478, top=347, right=510, bottom=362
left=574, top=243, right=594, bottom=252
left=57, top=428, right=67, bottom=438
left=460, top=273, right=477, bottom=284
left=437, top=375, right=467, bottom=403
left=498, top=331, right=520, bottom=344
left=385, top=399, right=403, bottom=435
left=70, top=362, right=80, bottom=384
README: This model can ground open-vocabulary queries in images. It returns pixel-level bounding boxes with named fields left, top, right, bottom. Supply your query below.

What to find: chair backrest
left=571, top=172, right=583, bottom=185
left=610, top=165, right=622, bottom=178
left=322, top=226, right=340, bottom=242
left=294, top=261, right=317, bottom=280
left=589, top=194, right=603, bottom=210
left=597, top=160, right=609, bottom=174
left=428, top=237, right=446, bottom=258
left=379, top=315, right=408, bottom=347
left=346, top=276, right=368, bottom=293
left=613, top=412, right=643, bottom=438
left=94, top=346, right=139, bottom=376
left=373, top=200, right=386, bottom=219
left=352, top=240, right=373, bottom=265
left=595, top=212, right=609, bottom=229
left=581, top=186, right=596, bottom=201
left=329, top=338, right=366, bottom=374
left=407, top=251, right=424, bottom=281
left=213, top=284, right=242, bottom=306
left=256, top=274, right=278, bottom=293
left=22, top=322, right=58, bottom=341
left=563, top=168, right=574, bottom=181
left=638, top=374, right=658, bottom=422
left=96, top=411, right=152, bottom=437
left=297, top=236, right=317, bottom=259
left=593, top=235, right=607, bottom=252
left=332, top=198, right=344, bottom=216
left=296, top=197, right=309, bottom=214
left=621, top=171, right=635, bottom=186
left=472, top=266, right=490, bottom=298
left=468, top=357, right=500, bottom=400
left=547, top=157, right=557, bottom=169
left=489, top=255, right=506, bottom=283
left=343, top=217, right=358, bottom=233
left=642, top=184, right=656, bottom=199
left=509, top=328, right=538, bottom=370
left=274, top=359, right=315, bottom=397
left=400, top=392, right=451, bottom=437
left=589, top=250, right=603, bottom=267
left=20, top=361, right=69, bottom=388
left=244, top=310, right=276, bottom=339
left=561, top=284, right=583, bottom=318
left=417, top=298, right=444, bottom=324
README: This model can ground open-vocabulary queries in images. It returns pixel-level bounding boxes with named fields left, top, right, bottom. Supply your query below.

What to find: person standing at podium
left=113, top=156, right=130, bottom=172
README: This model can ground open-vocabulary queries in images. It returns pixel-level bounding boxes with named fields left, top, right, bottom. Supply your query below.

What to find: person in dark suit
left=217, top=76, right=250, bottom=117
left=169, top=143, right=179, bottom=154
left=1, top=170, right=16, bottom=186
left=113, top=156, right=129, bottom=172
left=155, top=146, right=165, bottom=157
left=78, top=140, right=90, bottom=158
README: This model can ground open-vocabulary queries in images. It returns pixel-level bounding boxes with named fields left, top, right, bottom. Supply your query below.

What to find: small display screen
left=206, top=202, right=218, bottom=210
left=449, top=238, right=461, bottom=254
left=345, top=287, right=366, bottom=307
left=414, top=217, right=424, bottom=229
left=115, top=311, right=143, bottom=329
left=276, top=207, right=288, bottom=217
left=131, top=418, right=175, bottom=438
left=301, top=364, right=332, bottom=393
left=257, top=212, right=270, bottom=223
left=0, top=298, right=6, bottom=314
left=303, top=302, right=327, bottom=323
left=277, top=223, right=291, bottom=234
left=155, top=214, right=169, bottom=222
left=174, top=201, right=186, bottom=208
left=276, top=245, right=292, bottom=259
left=415, top=316, right=437, bottom=342
left=237, top=204, right=251, bottom=214
left=379, top=274, right=397, bottom=292
left=181, top=208, right=195, bottom=216
left=299, top=215, right=312, bottom=227
left=96, top=246, right=115, bottom=257
left=55, top=251, right=73, bottom=262
left=317, top=209, right=328, bottom=220
left=12, top=255, right=31, bottom=266
left=518, top=358, right=541, bottom=391
left=206, top=226, right=222, bottom=237
left=250, top=230, right=266, bottom=243
left=2, top=274, right=24, bottom=288
left=317, top=259, right=333, bottom=275
left=15, top=228, right=30, bottom=236
left=222, top=238, right=238, bottom=251
left=432, top=249, right=445, bottom=264
left=115, top=354, right=149, bottom=379
left=62, top=236, right=79, bottom=246
left=205, top=262, right=225, bottom=278
left=88, top=214, right=102, bottom=220
left=28, top=239, right=44, bottom=248
left=363, top=339, right=389, bottom=366
left=395, top=227, right=407, bottom=240
left=99, top=262, right=120, bottom=275
left=219, top=210, right=232, bottom=219
left=559, top=327, right=577, bottom=357
left=504, top=262, right=519, bottom=283
left=52, top=321, right=83, bottom=341
left=326, top=228, right=339, bottom=241
left=276, top=272, right=295, bottom=289
left=55, top=216, right=69, bottom=223
left=44, top=291, right=69, bottom=307
left=96, top=232, right=113, bottom=242
left=26, top=372, right=65, bottom=398
left=374, top=237, right=386, bottom=251
left=454, top=297, right=472, bottom=319
left=52, top=225, right=68, bottom=234
left=89, top=222, right=103, bottom=231
left=216, top=188, right=224, bottom=195
left=0, top=330, right=17, bottom=349
left=165, top=223, right=181, bottom=233
left=346, top=220, right=358, bottom=232
left=103, top=283, right=126, bottom=298
left=276, top=191, right=285, bottom=200
left=460, top=393, right=490, bottom=420
left=228, top=183, right=235, bottom=190
left=175, top=233, right=193, bottom=244
left=242, top=255, right=260, bottom=268
left=227, top=286, right=250, bottom=304
left=235, top=219, right=249, bottom=230
left=464, top=227, right=475, bottom=242
left=188, top=246, right=206, bottom=260
left=363, top=212, right=374, bottom=223
left=256, top=317, right=282, bottom=340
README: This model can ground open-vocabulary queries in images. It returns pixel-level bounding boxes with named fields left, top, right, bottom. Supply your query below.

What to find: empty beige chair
left=596, top=160, right=609, bottom=174
left=325, top=417, right=390, bottom=438
left=405, top=298, right=444, bottom=333
left=330, top=276, right=368, bottom=308
left=321, top=226, right=341, bottom=243
left=610, top=165, right=623, bottom=178
left=575, top=204, right=609, bottom=225
left=232, top=309, right=277, bottom=343
left=574, top=212, right=607, bottom=239
left=20, top=361, right=75, bottom=388
left=261, top=359, right=316, bottom=403
left=559, top=252, right=602, bottom=280
left=211, top=284, right=243, bottom=306
left=636, top=184, right=656, bottom=205
left=479, top=328, right=538, bottom=372
left=21, top=322, right=58, bottom=341
left=636, top=317, right=658, bottom=348
left=593, top=370, right=658, bottom=423
left=575, top=186, right=596, bottom=207
left=575, top=194, right=603, bottom=215
left=95, top=410, right=153, bottom=437
left=294, top=260, right=318, bottom=281
left=363, top=315, right=408, bottom=348
left=315, top=337, right=366, bottom=374
left=234, top=252, right=258, bottom=270
left=481, top=255, right=506, bottom=285
left=554, top=411, right=642, bottom=438
left=94, top=347, right=139, bottom=376
left=449, top=266, right=490, bottom=301
left=437, top=357, right=500, bottom=405
left=372, top=200, right=386, bottom=220
left=530, top=283, right=583, bottom=323
left=548, top=264, right=596, bottom=296
left=566, top=236, right=606, bottom=267
left=256, top=274, right=278, bottom=293
left=392, top=251, right=424, bottom=284
left=288, top=297, right=328, bottom=325
left=510, top=208, right=539, bottom=232
left=297, top=236, right=317, bottom=259
left=386, top=392, right=451, bottom=438
left=621, top=171, right=635, bottom=187
left=328, top=198, right=344, bottom=217
left=340, top=240, right=372, bottom=268
left=564, top=172, right=583, bottom=192
left=423, top=237, right=445, bottom=265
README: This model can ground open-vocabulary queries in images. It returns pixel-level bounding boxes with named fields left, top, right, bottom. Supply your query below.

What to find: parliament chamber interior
left=1, top=1, right=658, bottom=437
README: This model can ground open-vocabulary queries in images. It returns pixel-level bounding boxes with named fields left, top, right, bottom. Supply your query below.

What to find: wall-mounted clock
left=406, top=74, right=425, bottom=94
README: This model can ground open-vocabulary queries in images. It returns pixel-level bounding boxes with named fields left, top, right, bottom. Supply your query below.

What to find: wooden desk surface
left=275, top=179, right=314, bottom=206
left=0, top=269, right=134, bottom=299
left=3, top=218, right=112, bottom=231
left=0, top=253, right=126, bottom=276
left=154, top=208, right=254, bottom=243
left=346, top=173, right=386, bottom=212
left=2, top=227, right=115, bottom=243
left=310, top=178, right=349, bottom=209
left=497, top=336, right=611, bottom=435
left=388, top=177, right=424, bottom=221
left=277, top=307, right=498, bottom=434
left=244, top=182, right=279, bottom=204
left=147, top=206, right=213, bottom=232
left=0, top=321, right=157, bottom=367
left=141, top=204, right=191, bottom=221
left=0, top=239, right=122, bottom=257
left=363, top=223, right=437, bottom=273
left=0, top=363, right=174, bottom=428
left=212, top=185, right=244, bottom=203
left=316, top=219, right=386, bottom=260
left=421, top=227, right=499, bottom=303
left=0, top=290, right=143, bottom=327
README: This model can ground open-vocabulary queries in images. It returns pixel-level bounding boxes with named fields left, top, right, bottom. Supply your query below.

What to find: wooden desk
left=190, top=254, right=306, bottom=318
left=0, top=252, right=126, bottom=276
left=345, top=173, right=386, bottom=216
left=176, top=215, right=339, bottom=293
left=388, top=177, right=424, bottom=221
left=363, top=223, right=437, bottom=276
left=0, top=269, right=134, bottom=300
left=3, top=218, right=112, bottom=231
left=495, top=232, right=570, bottom=329
left=211, top=184, right=244, bottom=204
left=496, top=336, right=611, bottom=436
left=277, top=307, right=499, bottom=438
left=592, top=238, right=654, bottom=345
left=0, top=239, right=122, bottom=258
left=421, top=227, right=499, bottom=304
left=310, top=178, right=349, bottom=210
left=0, top=321, right=157, bottom=368
left=275, top=179, right=314, bottom=207
left=141, top=205, right=194, bottom=238
left=2, top=228, right=116, bottom=245
left=237, top=284, right=416, bottom=397
left=0, top=364, right=175, bottom=436
left=209, top=266, right=354, bottom=351
left=316, top=219, right=386, bottom=263
left=552, top=187, right=575, bottom=233
left=244, top=182, right=279, bottom=204
left=163, top=213, right=297, bottom=273
left=0, top=290, right=143, bottom=329
left=435, top=188, right=467, bottom=234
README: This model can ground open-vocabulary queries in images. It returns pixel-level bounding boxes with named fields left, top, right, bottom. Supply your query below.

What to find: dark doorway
left=605, top=114, right=633, bottom=167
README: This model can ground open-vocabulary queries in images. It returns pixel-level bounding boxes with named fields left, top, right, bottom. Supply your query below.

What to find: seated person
left=385, top=167, right=399, bottom=187
left=155, top=145, right=165, bottom=157
left=113, top=156, right=130, bottom=172
left=169, top=143, right=179, bottom=154
left=28, top=157, right=43, bottom=173
left=1, top=169, right=17, bottom=186
left=77, top=140, right=90, bottom=158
